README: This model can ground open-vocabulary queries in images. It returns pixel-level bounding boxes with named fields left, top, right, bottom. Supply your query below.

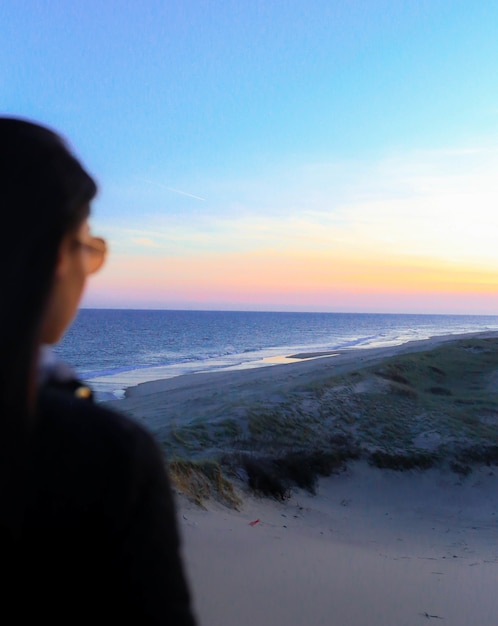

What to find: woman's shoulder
left=37, top=383, right=153, bottom=448
left=35, top=348, right=150, bottom=449
left=34, top=384, right=166, bottom=501
left=24, top=387, right=196, bottom=625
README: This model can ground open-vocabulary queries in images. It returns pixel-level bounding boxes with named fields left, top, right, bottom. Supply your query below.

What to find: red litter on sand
left=249, top=519, right=260, bottom=526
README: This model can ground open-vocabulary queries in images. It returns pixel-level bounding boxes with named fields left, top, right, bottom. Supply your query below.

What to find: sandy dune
left=180, top=462, right=498, bottom=626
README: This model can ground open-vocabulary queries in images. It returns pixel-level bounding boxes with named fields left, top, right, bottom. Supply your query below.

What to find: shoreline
left=104, top=329, right=498, bottom=433
left=90, top=328, right=498, bottom=401
left=120, top=329, right=498, bottom=398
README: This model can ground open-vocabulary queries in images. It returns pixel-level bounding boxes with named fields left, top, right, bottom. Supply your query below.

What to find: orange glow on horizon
left=84, top=249, right=498, bottom=312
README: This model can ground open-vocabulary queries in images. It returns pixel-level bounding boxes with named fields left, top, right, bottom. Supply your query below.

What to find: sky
left=3, top=0, right=498, bottom=314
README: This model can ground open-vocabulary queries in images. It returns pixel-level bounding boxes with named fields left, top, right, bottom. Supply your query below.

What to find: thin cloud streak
left=165, top=187, right=207, bottom=202
left=109, top=144, right=498, bottom=268
left=136, top=177, right=206, bottom=201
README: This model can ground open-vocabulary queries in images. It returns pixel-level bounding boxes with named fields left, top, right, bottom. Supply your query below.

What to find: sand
left=179, top=462, right=498, bottom=626
left=103, top=331, right=498, bottom=625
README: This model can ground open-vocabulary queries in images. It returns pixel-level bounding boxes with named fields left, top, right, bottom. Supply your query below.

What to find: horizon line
left=79, top=306, right=498, bottom=317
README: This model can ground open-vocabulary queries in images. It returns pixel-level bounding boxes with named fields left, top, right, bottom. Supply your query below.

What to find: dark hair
left=0, top=118, right=97, bottom=476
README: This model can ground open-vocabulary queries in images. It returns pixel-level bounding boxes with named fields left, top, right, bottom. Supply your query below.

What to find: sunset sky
left=3, top=1, right=498, bottom=313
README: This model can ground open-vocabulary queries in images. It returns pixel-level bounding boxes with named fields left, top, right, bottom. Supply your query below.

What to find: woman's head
left=1, top=117, right=98, bottom=293
left=0, top=117, right=100, bottom=416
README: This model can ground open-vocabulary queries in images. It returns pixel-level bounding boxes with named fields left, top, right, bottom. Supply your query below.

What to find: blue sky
left=3, top=1, right=498, bottom=312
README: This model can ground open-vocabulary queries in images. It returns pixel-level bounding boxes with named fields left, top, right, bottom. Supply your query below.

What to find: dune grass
left=161, top=337, right=498, bottom=505
left=168, top=459, right=242, bottom=508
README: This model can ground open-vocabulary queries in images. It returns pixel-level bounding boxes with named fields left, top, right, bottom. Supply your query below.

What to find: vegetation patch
left=156, top=336, right=498, bottom=503
left=428, top=365, right=445, bottom=377
left=230, top=441, right=361, bottom=500
left=241, top=456, right=290, bottom=500
left=376, top=369, right=410, bottom=385
left=388, top=383, right=418, bottom=399
left=452, top=444, right=498, bottom=467
left=168, top=459, right=241, bottom=508
left=368, top=450, right=437, bottom=471
left=428, top=386, right=452, bottom=396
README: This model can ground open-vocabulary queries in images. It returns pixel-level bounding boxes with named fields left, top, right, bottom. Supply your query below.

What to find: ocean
left=53, top=309, right=498, bottom=401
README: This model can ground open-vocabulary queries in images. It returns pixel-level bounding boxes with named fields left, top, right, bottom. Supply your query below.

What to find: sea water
left=53, top=310, right=498, bottom=401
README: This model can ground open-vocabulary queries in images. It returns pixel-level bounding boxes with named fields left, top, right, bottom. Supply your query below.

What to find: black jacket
left=6, top=385, right=196, bottom=625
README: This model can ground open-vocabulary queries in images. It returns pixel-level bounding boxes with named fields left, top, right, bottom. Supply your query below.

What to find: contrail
left=165, top=186, right=207, bottom=201
left=137, top=177, right=206, bottom=201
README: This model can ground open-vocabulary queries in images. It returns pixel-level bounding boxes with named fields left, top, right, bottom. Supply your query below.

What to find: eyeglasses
left=74, top=235, right=108, bottom=274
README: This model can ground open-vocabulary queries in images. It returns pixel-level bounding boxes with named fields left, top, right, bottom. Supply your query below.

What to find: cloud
left=93, top=142, right=498, bottom=296
left=136, top=178, right=207, bottom=201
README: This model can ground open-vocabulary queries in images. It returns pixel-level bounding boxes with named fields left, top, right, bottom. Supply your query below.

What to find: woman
left=0, top=117, right=196, bottom=624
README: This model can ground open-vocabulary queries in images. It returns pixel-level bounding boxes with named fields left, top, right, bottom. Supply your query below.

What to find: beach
left=105, top=331, right=498, bottom=625
left=180, top=463, right=498, bottom=626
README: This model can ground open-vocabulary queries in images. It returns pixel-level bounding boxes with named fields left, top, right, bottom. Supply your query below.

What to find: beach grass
left=168, top=459, right=242, bottom=508
left=153, top=336, right=498, bottom=504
